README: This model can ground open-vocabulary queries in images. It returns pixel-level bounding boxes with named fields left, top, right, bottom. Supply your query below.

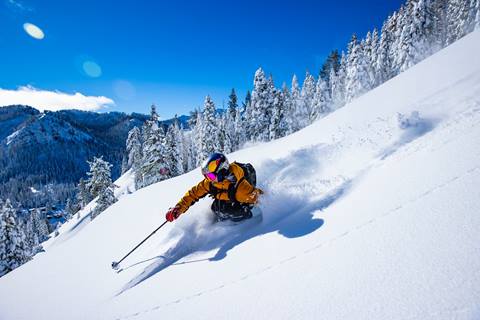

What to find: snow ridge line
left=113, top=164, right=480, bottom=320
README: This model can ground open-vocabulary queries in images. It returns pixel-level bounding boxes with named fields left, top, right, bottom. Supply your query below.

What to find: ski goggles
left=202, top=159, right=221, bottom=181
left=204, top=172, right=217, bottom=181
left=202, top=159, right=228, bottom=182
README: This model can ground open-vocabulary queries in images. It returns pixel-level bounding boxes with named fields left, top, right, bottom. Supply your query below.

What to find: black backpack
left=234, top=162, right=256, bottom=187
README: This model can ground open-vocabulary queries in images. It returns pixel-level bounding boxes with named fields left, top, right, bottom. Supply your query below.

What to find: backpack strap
left=227, top=177, right=244, bottom=202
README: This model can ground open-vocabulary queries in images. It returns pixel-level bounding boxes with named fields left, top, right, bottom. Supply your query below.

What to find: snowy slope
left=1, top=30, right=480, bottom=320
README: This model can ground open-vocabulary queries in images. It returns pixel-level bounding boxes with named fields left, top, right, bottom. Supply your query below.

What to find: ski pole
left=111, top=220, right=168, bottom=270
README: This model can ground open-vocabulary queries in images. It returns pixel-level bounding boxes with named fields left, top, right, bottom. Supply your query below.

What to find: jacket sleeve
left=176, top=179, right=211, bottom=214
left=235, top=178, right=260, bottom=204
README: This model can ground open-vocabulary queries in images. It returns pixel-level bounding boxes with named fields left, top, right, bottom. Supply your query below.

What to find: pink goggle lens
left=204, top=172, right=217, bottom=181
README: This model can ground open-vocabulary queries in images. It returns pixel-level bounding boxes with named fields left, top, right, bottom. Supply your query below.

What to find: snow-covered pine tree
left=86, top=157, right=117, bottom=219
left=224, top=89, right=238, bottom=153
left=138, top=106, right=168, bottom=188
left=301, top=71, right=316, bottom=125
left=178, top=126, right=191, bottom=173
left=395, top=2, right=416, bottom=72
left=234, top=104, right=246, bottom=149
left=24, top=214, right=42, bottom=255
left=242, top=91, right=253, bottom=141
left=311, top=77, right=332, bottom=120
left=396, top=0, right=435, bottom=72
left=430, top=0, right=448, bottom=49
left=376, top=14, right=396, bottom=83
left=31, top=208, right=49, bottom=242
left=281, top=82, right=294, bottom=135
left=286, top=74, right=300, bottom=133
left=75, top=178, right=90, bottom=210
left=0, top=199, right=30, bottom=277
left=319, top=50, right=341, bottom=84
left=345, top=34, right=373, bottom=102
left=86, top=157, right=114, bottom=199
left=388, top=8, right=405, bottom=77
left=446, top=0, right=477, bottom=44
left=269, top=86, right=288, bottom=140
left=164, top=119, right=184, bottom=178
left=476, top=0, right=480, bottom=29
left=121, top=155, right=129, bottom=175
left=198, top=95, right=220, bottom=162
left=125, top=126, right=143, bottom=172
left=64, top=198, right=74, bottom=220
left=217, top=113, right=227, bottom=152
left=249, top=68, right=273, bottom=142
left=92, top=183, right=116, bottom=220
left=364, top=29, right=380, bottom=88
left=330, top=53, right=347, bottom=110
left=191, top=110, right=203, bottom=166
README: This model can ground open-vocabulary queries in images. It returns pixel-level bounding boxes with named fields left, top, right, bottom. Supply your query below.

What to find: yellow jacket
left=176, top=162, right=262, bottom=214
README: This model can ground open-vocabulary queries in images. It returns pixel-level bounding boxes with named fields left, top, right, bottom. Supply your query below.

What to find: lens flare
left=113, top=80, right=136, bottom=100
left=82, top=61, right=102, bottom=78
left=23, top=22, right=44, bottom=40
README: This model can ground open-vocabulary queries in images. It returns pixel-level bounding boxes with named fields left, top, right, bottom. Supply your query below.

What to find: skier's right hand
left=166, top=206, right=181, bottom=222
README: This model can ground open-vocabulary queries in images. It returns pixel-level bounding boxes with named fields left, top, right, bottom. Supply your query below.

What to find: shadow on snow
left=117, top=177, right=351, bottom=295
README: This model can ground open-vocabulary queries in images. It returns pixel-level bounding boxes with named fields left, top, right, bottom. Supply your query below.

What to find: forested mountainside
left=0, top=105, right=150, bottom=208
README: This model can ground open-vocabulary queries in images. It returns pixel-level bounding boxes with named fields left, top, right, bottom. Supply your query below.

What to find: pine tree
left=345, top=34, right=372, bottom=102
left=86, top=157, right=117, bottom=219
left=311, top=78, right=332, bottom=120
left=431, top=0, right=448, bottom=49
left=138, top=106, right=168, bottom=188
left=330, top=53, right=347, bottom=110
left=388, top=8, right=404, bottom=77
left=92, top=184, right=116, bottom=220
left=164, top=120, right=184, bottom=178
left=269, top=87, right=288, bottom=140
left=364, top=30, right=380, bottom=88
left=216, top=114, right=227, bottom=152
left=243, top=90, right=255, bottom=141
left=25, top=214, right=41, bottom=255
left=319, top=50, right=341, bottom=84
left=288, top=74, right=302, bottom=132
left=376, top=14, right=396, bottom=83
left=31, top=208, right=49, bottom=242
left=64, top=198, right=74, bottom=220
left=86, top=157, right=114, bottom=199
left=191, top=110, right=203, bottom=166
left=476, top=0, right=480, bottom=29
left=0, top=199, right=30, bottom=276
left=447, top=0, right=476, bottom=44
left=301, top=71, right=316, bottom=124
left=234, top=104, right=246, bottom=148
left=125, top=126, right=142, bottom=172
left=249, top=68, right=273, bottom=142
left=198, top=95, right=219, bottom=162
left=224, top=89, right=238, bottom=153
left=75, top=178, right=90, bottom=210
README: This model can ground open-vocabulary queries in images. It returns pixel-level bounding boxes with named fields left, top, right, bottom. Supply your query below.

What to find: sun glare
left=23, top=22, right=45, bottom=40
left=82, top=61, right=102, bottom=78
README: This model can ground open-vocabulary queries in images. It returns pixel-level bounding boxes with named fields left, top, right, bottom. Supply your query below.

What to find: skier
left=165, top=152, right=263, bottom=223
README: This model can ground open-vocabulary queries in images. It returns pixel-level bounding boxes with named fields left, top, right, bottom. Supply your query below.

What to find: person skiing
left=165, top=152, right=263, bottom=222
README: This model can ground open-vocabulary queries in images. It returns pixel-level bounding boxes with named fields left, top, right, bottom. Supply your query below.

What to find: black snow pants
left=211, top=199, right=253, bottom=222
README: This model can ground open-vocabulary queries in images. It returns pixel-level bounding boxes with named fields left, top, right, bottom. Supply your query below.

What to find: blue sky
left=0, top=0, right=404, bottom=118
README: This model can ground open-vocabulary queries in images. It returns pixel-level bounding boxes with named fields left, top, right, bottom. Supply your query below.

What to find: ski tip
left=111, top=261, right=119, bottom=270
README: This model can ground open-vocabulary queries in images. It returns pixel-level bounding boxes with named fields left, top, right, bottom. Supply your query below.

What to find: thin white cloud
left=0, top=86, right=115, bottom=111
